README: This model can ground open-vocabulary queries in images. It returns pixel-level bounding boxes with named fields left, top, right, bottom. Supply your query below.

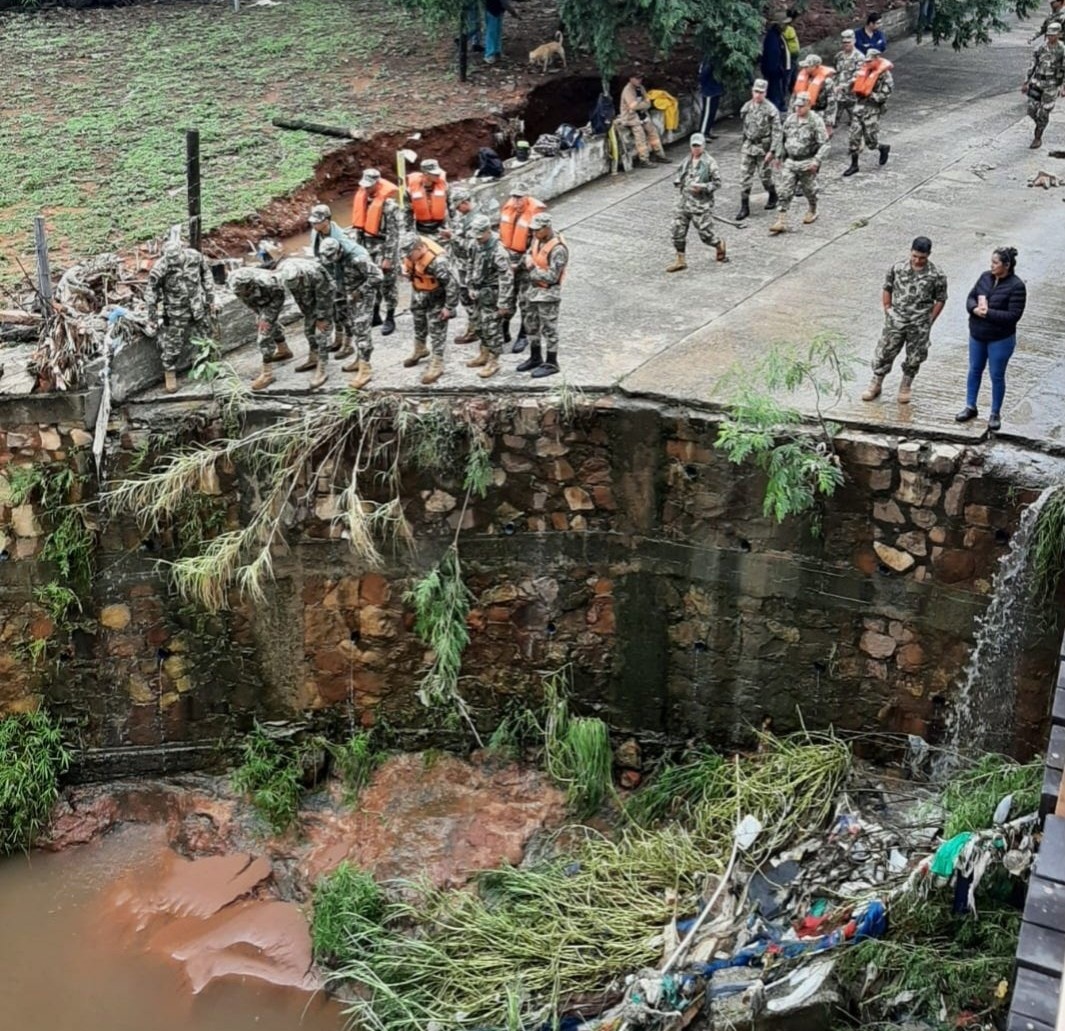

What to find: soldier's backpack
left=532, top=133, right=561, bottom=157
left=589, top=94, right=616, bottom=135
left=475, top=147, right=505, bottom=179
left=555, top=123, right=583, bottom=151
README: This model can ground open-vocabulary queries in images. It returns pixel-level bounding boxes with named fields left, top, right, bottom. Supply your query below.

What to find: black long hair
left=993, top=246, right=1018, bottom=275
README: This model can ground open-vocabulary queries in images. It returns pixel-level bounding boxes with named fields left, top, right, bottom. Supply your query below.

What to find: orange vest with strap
left=530, top=234, right=566, bottom=284
left=794, top=65, right=834, bottom=108
left=351, top=179, right=399, bottom=238
left=852, top=58, right=892, bottom=98
left=403, top=237, right=444, bottom=291
left=499, top=196, right=546, bottom=254
left=407, top=172, right=449, bottom=223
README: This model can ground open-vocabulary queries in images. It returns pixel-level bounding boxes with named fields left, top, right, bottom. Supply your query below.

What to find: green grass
left=231, top=724, right=305, bottom=834
left=0, top=0, right=413, bottom=283
left=311, top=861, right=385, bottom=966
left=0, top=709, right=72, bottom=854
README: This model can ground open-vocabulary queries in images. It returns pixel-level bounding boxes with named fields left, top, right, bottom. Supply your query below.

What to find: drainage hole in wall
left=812, top=660, right=828, bottom=673
left=140, top=538, right=157, bottom=553
left=738, top=538, right=752, bottom=552
left=502, top=522, right=517, bottom=536
left=876, top=562, right=893, bottom=576
left=156, top=647, right=172, bottom=660
left=0, top=549, right=8, bottom=561
left=692, top=640, right=708, bottom=653
left=993, top=528, right=1010, bottom=544
left=546, top=622, right=558, bottom=637
left=349, top=629, right=361, bottom=644
left=683, top=464, right=699, bottom=480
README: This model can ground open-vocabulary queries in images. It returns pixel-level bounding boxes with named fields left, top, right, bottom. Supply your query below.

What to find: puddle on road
left=0, top=824, right=343, bottom=1031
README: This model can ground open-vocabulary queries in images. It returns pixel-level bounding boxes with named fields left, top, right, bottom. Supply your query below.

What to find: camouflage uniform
left=833, top=48, right=863, bottom=127
left=1025, top=39, right=1065, bottom=135
left=448, top=196, right=484, bottom=337
left=279, top=258, right=334, bottom=361
left=406, top=245, right=461, bottom=356
left=738, top=99, right=782, bottom=193
left=850, top=66, right=894, bottom=154
left=872, top=259, right=948, bottom=377
left=1032, top=7, right=1065, bottom=42
left=318, top=243, right=384, bottom=362
left=355, top=196, right=401, bottom=313
left=467, top=231, right=515, bottom=357
left=672, top=152, right=723, bottom=250
left=144, top=245, right=215, bottom=371
left=525, top=232, right=568, bottom=358
left=228, top=267, right=285, bottom=359
left=776, top=111, right=830, bottom=212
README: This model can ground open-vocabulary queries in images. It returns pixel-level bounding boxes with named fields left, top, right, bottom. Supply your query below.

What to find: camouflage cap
left=420, top=158, right=443, bottom=175
left=308, top=203, right=332, bottom=224
left=801, top=53, right=822, bottom=68
left=470, top=213, right=492, bottom=233
left=841, top=28, right=855, bottom=40
left=510, top=180, right=531, bottom=196
left=689, top=132, right=706, bottom=146
left=529, top=212, right=552, bottom=229
left=319, top=236, right=342, bottom=260
left=794, top=91, right=811, bottom=106
left=451, top=185, right=473, bottom=203
left=399, top=233, right=423, bottom=255
left=752, top=78, right=768, bottom=92
left=864, top=48, right=881, bottom=58
left=279, top=261, right=306, bottom=283
left=1049, top=20, right=1063, bottom=32
left=359, top=168, right=382, bottom=188
left=227, top=266, right=258, bottom=289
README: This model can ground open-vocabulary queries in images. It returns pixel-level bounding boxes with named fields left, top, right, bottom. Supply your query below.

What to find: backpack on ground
left=475, top=147, right=505, bottom=178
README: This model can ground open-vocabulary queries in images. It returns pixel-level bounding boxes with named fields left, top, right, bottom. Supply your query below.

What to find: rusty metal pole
left=33, top=215, right=53, bottom=313
left=186, top=129, right=201, bottom=251
left=458, top=14, right=468, bottom=82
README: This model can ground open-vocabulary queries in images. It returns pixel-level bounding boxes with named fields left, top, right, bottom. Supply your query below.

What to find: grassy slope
left=0, top=0, right=414, bottom=283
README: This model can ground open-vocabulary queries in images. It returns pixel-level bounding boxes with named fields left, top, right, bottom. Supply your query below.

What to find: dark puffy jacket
left=966, top=270, right=1027, bottom=342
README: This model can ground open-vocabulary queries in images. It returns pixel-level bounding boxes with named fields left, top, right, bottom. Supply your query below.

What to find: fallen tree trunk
left=271, top=116, right=365, bottom=141
left=0, top=309, right=43, bottom=326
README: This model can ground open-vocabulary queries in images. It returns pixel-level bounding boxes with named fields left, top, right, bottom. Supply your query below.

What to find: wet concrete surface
left=147, top=18, right=1064, bottom=452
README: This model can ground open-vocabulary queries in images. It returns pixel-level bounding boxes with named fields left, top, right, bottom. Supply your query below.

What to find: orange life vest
left=499, top=196, right=546, bottom=254
left=407, top=172, right=449, bottom=224
left=852, top=57, right=893, bottom=98
left=794, top=65, right=835, bottom=108
left=403, top=237, right=445, bottom=291
left=530, top=234, right=567, bottom=284
left=351, top=179, right=399, bottom=238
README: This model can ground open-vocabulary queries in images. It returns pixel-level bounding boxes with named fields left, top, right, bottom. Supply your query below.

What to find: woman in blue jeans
left=955, top=247, right=1027, bottom=431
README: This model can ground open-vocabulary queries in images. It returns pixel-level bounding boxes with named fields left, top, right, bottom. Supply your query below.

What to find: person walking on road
left=761, top=15, right=790, bottom=112
left=842, top=49, right=894, bottom=176
left=618, top=72, right=670, bottom=167
left=518, top=212, right=569, bottom=378
left=791, top=54, right=837, bottom=123
left=833, top=30, right=863, bottom=133
left=861, top=236, right=948, bottom=405
left=698, top=55, right=724, bottom=138
left=769, top=92, right=829, bottom=235
left=1023, top=22, right=1065, bottom=148
left=736, top=79, right=782, bottom=221
left=667, top=132, right=727, bottom=270
left=955, top=247, right=1027, bottom=431
left=399, top=234, right=460, bottom=385
left=1029, top=0, right=1064, bottom=43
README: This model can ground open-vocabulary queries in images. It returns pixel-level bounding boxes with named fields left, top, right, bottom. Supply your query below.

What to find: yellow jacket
left=645, top=89, right=680, bottom=130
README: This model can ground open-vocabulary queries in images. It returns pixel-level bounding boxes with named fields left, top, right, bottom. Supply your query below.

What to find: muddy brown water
left=0, top=824, right=344, bottom=1031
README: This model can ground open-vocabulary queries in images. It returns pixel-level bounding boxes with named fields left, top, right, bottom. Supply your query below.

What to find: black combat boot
left=380, top=308, right=396, bottom=335
left=516, top=346, right=543, bottom=373
left=511, top=319, right=528, bottom=353
left=878, top=144, right=891, bottom=165
left=502, top=316, right=512, bottom=344
left=764, top=186, right=779, bottom=210
left=842, top=153, right=860, bottom=177
left=531, top=352, right=559, bottom=378
left=735, top=191, right=751, bottom=220
left=371, top=300, right=383, bottom=327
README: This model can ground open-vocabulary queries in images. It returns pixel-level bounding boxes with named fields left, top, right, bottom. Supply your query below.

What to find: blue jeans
left=966, top=333, right=1016, bottom=414
left=484, top=12, right=502, bottom=59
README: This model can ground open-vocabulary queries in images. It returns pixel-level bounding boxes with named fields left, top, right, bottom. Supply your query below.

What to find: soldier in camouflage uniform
left=843, top=49, right=894, bottom=175
left=1029, top=0, right=1064, bottom=43
left=227, top=266, right=289, bottom=392
left=769, top=92, right=830, bottom=234
left=1023, top=22, right=1065, bottom=147
left=317, top=236, right=384, bottom=390
left=518, top=212, right=569, bottom=379
left=861, top=236, right=948, bottom=404
left=790, top=54, right=838, bottom=124
left=144, top=238, right=216, bottom=393
left=442, top=185, right=482, bottom=345
left=832, top=30, right=863, bottom=132
left=667, top=132, right=727, bottom=271
left=399, top=234, right=461, bottom=386
left=735, top=79, right=782, bottom=221
left=351, top=170, right=401, bottom=336
left=463, top=214, right=514, bottom=380
left=278, top=258, right=334, bottom=390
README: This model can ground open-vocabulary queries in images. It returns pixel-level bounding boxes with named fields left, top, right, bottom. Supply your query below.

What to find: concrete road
left=167, top=19, right=1065, bottom=450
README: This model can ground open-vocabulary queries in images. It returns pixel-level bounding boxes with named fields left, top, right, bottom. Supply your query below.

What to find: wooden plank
left=1017, top=920, right=1065, bottom=977
left=1035, top=816, right=1065, bottom=885
left=1011, top=966, right=1060, bottom=1026
left=1024, top=875, right=1065, bottom=932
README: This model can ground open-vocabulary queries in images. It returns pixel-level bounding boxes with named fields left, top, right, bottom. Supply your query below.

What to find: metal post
left=33, top=215, right=53, bottom=312
left=186, top=129, right=202, bottom=251
left=458, top=14, right=468, bottom=83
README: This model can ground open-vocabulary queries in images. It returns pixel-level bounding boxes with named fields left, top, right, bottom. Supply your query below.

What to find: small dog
left=529, top=31, right=566, bottom=72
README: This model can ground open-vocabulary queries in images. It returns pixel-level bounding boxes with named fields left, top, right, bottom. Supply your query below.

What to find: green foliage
left=0, top=709, right=72, bottom=854
left=311, top=861, right=386, bottom=966
left=542, top=670, right=613, bottom=817
left=941, top=754, right=1041, bottom=838
left=327, top=731, right=384, bottom=802
left=485, top=700, right=543, bottom=761
left=463, top=430, right=493, bottom=499
left=715, top=334, right=855, bottom=527
left=187, top=337, right=224, bottom=383
left=1030, top=485, right=1065, bottom=604
left=32, top=582, right=82, bottom=628
left=624, top=748, right=727, bottom=827
left=231, top=725, right=305, bottom=834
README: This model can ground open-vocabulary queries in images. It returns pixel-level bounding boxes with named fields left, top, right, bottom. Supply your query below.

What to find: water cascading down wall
left=0, top=390, right=1062, bottom=776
